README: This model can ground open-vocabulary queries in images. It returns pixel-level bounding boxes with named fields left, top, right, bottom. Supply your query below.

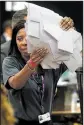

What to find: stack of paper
left=25, top=3, right=82, bottom=72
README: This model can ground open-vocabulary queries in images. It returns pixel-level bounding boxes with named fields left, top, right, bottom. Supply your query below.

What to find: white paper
left=64, top=49, right=82, bottom=72
left=28, top=21, right=40, bottom=38
left=25, top=3, right=82, bottom=71
left=43, top=23, right=63, bottom=41
left=58, top=31, right=74, bottom=54
left=28, top=3, right=42, bottom=22
left=73, top=35, right=82, bottom=52
left=43, top=23, right=81, bottom=54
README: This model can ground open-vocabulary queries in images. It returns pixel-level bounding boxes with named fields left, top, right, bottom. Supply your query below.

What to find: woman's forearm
left=8, top=63, right=34, bottom=89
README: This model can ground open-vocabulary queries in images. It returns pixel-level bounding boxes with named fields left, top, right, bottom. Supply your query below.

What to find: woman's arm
left=8, top=62, right=34, bottom=89
left=8, top=48, right=48, bottom=89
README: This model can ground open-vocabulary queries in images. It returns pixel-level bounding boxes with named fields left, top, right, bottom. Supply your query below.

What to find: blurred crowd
left=1, top=19, right=16, bottom=125
left=1, top=19, right=12, bottom=82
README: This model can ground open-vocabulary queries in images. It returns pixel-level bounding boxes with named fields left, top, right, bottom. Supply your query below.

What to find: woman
left=2, top=10, right=74, bottom=125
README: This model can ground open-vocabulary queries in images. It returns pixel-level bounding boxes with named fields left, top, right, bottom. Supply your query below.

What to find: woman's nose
left=23, top=37, right=27, bottom=45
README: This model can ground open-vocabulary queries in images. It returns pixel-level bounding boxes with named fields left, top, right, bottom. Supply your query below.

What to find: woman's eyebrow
left=16, top=35, right=24, bottom=37
left=17, top=35, right=22, bottom=37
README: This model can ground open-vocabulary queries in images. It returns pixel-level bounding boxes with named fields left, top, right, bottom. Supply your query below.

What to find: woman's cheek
left=18, top=42, right=24, bottom=50
left=17, top=41, right=27, bottom=53
left=17, top=44, right=23, bottom=52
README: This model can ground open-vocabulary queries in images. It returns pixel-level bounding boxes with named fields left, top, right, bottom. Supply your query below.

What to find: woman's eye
left=17, top=37, right=23, bottom=41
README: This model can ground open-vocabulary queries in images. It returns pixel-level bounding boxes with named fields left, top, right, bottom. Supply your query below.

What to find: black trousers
left=15, top=118, right=53, bottom=125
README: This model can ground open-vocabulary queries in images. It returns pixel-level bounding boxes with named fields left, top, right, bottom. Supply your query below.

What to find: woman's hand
left=28, top=48, right=48, bottom=69
left=60, top=16, right=74, bottom=30
left=8, top=48, right=48, bottom=89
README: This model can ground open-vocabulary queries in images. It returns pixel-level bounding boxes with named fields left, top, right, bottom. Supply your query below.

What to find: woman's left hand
left=60, top=16, right=74, bottom=31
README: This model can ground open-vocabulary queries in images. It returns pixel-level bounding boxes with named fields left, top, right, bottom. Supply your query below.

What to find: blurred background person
left=1, top=84, right=17, bottom=125
left=1, top=20, right=12, bottom=44
left=1, top=20, right=12, bottom=83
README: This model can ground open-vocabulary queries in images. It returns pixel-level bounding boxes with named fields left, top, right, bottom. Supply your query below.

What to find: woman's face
left=16, top=28, right=28, bottom=57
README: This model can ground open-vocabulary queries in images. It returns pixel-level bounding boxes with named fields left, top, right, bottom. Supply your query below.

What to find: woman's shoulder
left=3, top=55, right=19, bottom=66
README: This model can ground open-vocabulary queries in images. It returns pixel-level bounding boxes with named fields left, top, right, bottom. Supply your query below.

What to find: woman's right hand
left=28, top=48, right=49, bottom=69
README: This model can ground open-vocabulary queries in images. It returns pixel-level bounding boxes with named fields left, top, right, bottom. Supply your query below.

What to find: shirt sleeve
left=2, top=56, right=20, bottom=89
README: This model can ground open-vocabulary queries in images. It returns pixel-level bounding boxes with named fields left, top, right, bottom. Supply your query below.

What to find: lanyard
left=41, top=75, right=44, bottom=92
left=31, top=73, right=45, bottom=113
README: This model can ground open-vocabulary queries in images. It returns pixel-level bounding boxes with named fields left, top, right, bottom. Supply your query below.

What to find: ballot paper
left=43, top=23, right=81, bottom=54
left=64, top=48, right=82, bottom=72
left=25, top=3, right=82, bottom=72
